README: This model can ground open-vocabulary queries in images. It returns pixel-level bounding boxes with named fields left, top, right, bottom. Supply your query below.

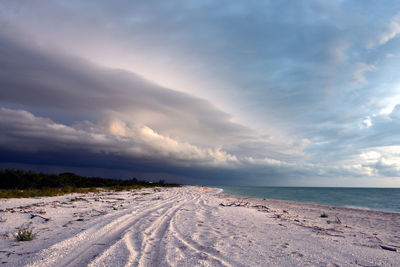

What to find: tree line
left=0, top=169, right=176, bottom=190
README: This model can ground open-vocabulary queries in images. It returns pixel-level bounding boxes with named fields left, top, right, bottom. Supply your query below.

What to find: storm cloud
left=1, top=1, right=400, bottom=186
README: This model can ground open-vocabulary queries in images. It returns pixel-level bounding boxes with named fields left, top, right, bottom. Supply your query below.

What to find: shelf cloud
left=1, top=1, right=400, bottom=186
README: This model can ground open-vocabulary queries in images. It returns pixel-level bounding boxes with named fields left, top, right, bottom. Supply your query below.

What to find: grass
left=0, top=185, right=156, bottom=198
left=14, top=227, right=36, bottom=241
left=320, top=213, right=329, bottom=218
left=0, top=187, right=100, bottom=198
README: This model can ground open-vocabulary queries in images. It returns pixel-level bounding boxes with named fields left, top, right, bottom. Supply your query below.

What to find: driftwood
left=327, top=216, right=342, bottom=225
left=380, top=245, right=397, bottom=252
left=30, top=214, right=50, bottom=222
left=355, top=259, right=381, bottom=267
left=219, top=202, right=249, bottom=207
left=90, top=209, right=107, bottom=217
left=251, top=204, right=269, bottom=210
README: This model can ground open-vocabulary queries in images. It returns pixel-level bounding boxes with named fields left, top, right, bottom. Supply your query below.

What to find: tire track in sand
left=168, top=192, right=239, bottom=267
left=87, top=193, right=189, bottom=267
left=135, top=196, right=195, bottom=267
left=28, top=191, right=183, bottom=267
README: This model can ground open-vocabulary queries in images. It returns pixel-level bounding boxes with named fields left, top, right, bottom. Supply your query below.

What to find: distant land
left=0, top=169, right=179, bottom=198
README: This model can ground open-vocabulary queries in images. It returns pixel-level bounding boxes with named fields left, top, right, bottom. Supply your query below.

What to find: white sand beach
left=0, top=186, right=399, bottom=266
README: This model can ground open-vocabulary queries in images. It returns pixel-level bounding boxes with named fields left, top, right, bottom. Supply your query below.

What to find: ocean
left=218, top=186, right=400, bottom=213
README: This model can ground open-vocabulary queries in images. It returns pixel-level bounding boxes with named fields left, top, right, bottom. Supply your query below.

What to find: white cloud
left=1, top=107, right=318, bottom=173
left=378, top=12, right=400, bottom=46
left=136, top=125, right=239, bottom=166
left=360, top=150, right=381, bottom=162
left=108, top=119, right=128, bottom=137
left=352, top=63, right=376, bottom=84
left=359, top=146, right=400, bottom=177
left=343, top=164, right=375, bottom=177
left=0, top=108, right=241, bottom=168
left=378, top=93, right=400, bottom=115
left=361, top=116, right=372, bottom=128
left=369, top=12, right=400, bottom=48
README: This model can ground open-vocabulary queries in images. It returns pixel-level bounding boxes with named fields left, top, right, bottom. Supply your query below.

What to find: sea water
left=218, top=186, right=400, bottom=213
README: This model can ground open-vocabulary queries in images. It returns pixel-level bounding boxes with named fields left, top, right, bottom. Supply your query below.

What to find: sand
left=0, top=186, right=399, bottom=266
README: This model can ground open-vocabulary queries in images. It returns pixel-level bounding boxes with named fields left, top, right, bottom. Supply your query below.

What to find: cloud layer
left=1, top=1, right=400, bottom=186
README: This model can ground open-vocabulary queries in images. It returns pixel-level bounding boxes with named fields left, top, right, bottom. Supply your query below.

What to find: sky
left=1, top=0, right=400, bottom=186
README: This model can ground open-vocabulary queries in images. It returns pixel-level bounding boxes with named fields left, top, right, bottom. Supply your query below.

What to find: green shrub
left=320, top=213, right=328, bottom=218
left=0, top=169, right=180, bottom=198
left=14, top=227, right=36, bottom=241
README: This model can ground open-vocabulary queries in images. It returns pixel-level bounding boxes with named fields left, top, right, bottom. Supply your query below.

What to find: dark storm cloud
left=0, top=107, right=299, bottom=185
left=1, top=1, right=400, bottom=185
left=7, top=0, right=396, bottom=134
left=0, top=25, right=250, bottom=148
left=0, top=26, right=306, bottom=184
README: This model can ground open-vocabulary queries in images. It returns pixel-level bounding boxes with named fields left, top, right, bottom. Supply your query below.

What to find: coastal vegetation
left=14, top=227, right=36, bottom=241
left=0, top=169, right=179, bottom=198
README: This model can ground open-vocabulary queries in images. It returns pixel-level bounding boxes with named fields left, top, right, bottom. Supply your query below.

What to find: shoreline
left=211, top=186, right=400, bottom=214
left=218, top=191, right=400, bottom=215
left=0, top=186, right=399, bottom=266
